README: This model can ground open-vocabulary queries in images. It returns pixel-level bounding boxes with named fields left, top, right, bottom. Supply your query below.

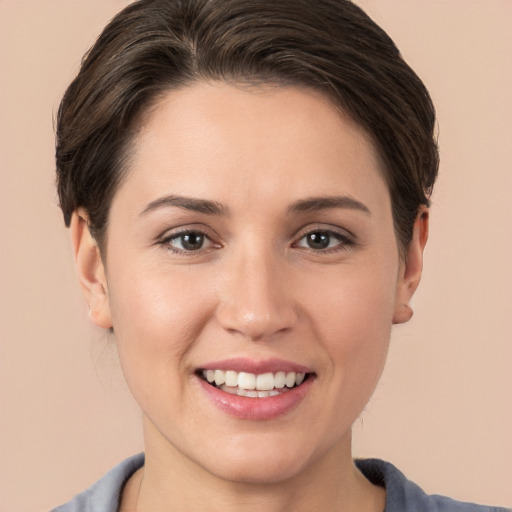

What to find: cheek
left=303, top=256, right=397, bottom=341
left=106, top=263, right=216, bottom=396
left=302, top=260, right=397, bottom=400
left=109, top=259, right=213, bottom=335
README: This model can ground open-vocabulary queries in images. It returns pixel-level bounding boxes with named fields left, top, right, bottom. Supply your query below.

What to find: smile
left=201, top=370, right=308, bottom=397
left=196, top=358, right=315, bottom=419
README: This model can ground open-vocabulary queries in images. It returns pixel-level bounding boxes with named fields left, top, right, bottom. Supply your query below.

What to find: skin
left=71, top=82, right=428, bottom=511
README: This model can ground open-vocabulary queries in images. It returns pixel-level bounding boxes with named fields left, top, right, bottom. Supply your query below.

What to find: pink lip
left=199, top=357, right=312, bottom=374
left=197, top=377, right=314, bottom=420
left=195, top=358, right=315, bottom=421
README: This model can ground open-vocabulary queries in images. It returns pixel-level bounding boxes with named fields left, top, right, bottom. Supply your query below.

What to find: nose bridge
left=216, top=240, right=296, bottom=341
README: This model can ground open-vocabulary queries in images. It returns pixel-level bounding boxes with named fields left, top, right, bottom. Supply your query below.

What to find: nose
left=215, top=246, right=298, bottom=342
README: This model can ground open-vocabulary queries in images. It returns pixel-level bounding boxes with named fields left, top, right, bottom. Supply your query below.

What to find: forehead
left=116, top=82, right=389, bottom=215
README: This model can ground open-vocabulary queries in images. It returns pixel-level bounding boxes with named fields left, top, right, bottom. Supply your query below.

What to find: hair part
left=56, top=0, right=439, bottom=253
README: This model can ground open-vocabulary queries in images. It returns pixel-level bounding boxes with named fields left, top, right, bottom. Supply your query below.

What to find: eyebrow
left=287, top=195, right=371, bottom=215
left=140, top=194, right=370, bottom=217
left=140, top=195, right=230, bottom=216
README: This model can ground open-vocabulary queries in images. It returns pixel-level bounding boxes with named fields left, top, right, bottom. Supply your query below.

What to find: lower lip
left=197, top=376, right=314, bottom=421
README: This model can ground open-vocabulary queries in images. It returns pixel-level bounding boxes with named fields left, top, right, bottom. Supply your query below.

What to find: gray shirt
left=51, top=453, right=510, bottom=511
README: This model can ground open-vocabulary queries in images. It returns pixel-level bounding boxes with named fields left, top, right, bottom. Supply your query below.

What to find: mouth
left=197, top=369, right=313, bottom=398
left=195, top=358, right=316, bottom=419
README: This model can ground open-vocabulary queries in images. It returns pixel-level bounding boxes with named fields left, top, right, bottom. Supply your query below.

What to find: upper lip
left=198, top=357, right=313, bottom=375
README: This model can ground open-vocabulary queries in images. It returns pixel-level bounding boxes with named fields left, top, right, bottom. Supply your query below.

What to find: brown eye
left=305, top=232, right=332, bottom=250
left=181, top=233, right=205, bottom=250
left=295, top=230, right=351, bottom=252
left=166, top=231, right=211, bottom=252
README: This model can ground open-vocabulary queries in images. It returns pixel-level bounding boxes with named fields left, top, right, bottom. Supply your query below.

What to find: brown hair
left=56, top=0, right=438, bottom=252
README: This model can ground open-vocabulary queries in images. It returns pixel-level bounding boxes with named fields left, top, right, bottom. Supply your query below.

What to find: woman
left=51, top=0, right=508, bottom=511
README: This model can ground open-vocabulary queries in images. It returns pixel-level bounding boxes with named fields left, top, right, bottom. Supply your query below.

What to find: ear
left=70, top=210, right=112, bottom=329
left=392, top=207, right=429, bottom=325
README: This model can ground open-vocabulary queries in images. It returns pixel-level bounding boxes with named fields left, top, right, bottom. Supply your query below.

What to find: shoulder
left=50, top=453, right=145, bottom=512
left=356, top=458, right=510, bottom=512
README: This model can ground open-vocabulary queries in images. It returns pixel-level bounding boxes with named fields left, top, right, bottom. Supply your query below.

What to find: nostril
left=216, top=305, right=297, bottom=342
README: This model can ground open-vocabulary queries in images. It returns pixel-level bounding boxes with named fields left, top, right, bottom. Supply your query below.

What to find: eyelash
left=293, top=228, right=355, bottom=254
left=158, top=228, right=219, bottom=256
left=157, top=226, right=355, bottom=256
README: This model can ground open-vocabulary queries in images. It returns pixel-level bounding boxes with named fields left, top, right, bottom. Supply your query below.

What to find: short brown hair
left=56, top=0, right=439, bottom=252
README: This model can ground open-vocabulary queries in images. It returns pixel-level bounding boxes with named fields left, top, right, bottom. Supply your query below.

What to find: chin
left=209, top=457, right=307, bottom=485
left=195, top=435, right=320, bottom=485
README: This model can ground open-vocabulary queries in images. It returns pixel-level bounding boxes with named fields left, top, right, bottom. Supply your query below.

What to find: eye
left=162, top=230, right=214, bottom=253
left=294, top=229, right=352, bottom=252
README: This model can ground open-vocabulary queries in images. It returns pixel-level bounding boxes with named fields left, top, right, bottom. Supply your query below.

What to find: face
left=74, top=82, right=425, bottom=484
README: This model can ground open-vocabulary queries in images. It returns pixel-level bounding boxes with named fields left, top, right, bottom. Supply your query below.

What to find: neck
left=123, top=420, right=385, bottom=512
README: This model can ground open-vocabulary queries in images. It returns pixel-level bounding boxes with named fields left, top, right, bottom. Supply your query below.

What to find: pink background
left=1, top=1, right=511, bottom=510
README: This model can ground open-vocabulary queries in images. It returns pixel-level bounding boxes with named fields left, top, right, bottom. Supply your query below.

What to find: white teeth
left=202, top=369, right=309, bottom=395
left=225, top=370, right=238, bottom=387
left=256, top=373, right=275, bottom=391
left=219, top=385, right=292, bottom=397
left=214, top=370, right=225, bottom=386
left=285, top=372, right=296, bottom=388
left=274, top=371, right=286, bottom=389
left=238, top=372, right=256, bottom=390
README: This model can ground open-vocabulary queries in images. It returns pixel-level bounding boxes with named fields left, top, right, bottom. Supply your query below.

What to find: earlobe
left=70, top=210, right=112, bottom=329
left=392, top=207, right=429, bottom=325
left=392, top=303, right=414, bottom=325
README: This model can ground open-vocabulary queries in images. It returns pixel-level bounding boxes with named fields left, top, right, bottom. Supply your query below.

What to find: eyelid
left=154, top=222, right=356, bottom=255
left=292, top=223, right=355, bottom=243
left=291, top=223, right=356, bottom=252
left=156, top=223, right=216, bottom=240
left=156, top=224, right=222, bottom=254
